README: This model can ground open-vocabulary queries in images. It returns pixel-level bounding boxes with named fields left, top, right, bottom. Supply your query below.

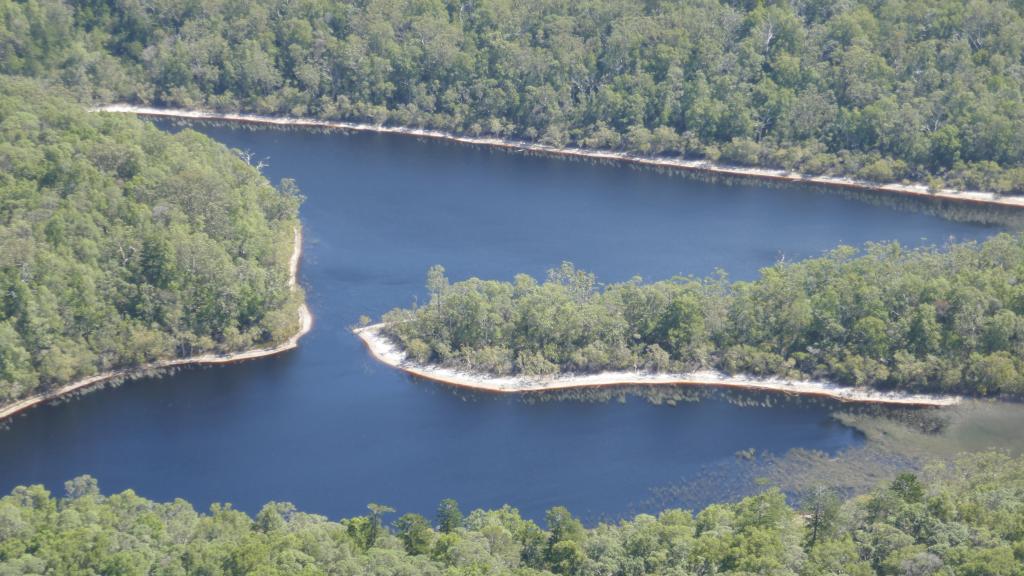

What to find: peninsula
left=354, top=323, right=959, bottom=407
left=363, top=245, right=1024, bottom=405
left=0, top=79, right=309, bottom=422
left=0, top=228, right=312, bottom=422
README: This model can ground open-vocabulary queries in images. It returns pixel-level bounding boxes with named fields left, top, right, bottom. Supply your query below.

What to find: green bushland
left=3, top=0, right=1024, bottom=193
left=0, top=77, right=303, bottom=406
left=1, top=452, right=1021, bottom=575
left=381, top=235, right=1024, bottom=397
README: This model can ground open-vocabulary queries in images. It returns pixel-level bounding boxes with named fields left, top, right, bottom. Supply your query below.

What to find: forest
left=0, top=451, right=1021, bottom=575
left=2, top=0, right=1024, bottom=193
left=381, top=234, right=1024, bottom=397
left=0, top=77, right=303, bottom=406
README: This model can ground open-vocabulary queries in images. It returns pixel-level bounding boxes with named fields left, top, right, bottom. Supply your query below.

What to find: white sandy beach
left=0, top=227, right=313, bottom=422
left=354, top=323, right=961, bottom=407
left=97, top=104, right=1024, bottom=210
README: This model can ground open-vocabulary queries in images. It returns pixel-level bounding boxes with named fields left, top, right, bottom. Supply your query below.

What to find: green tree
left=436, top=498, right=463, bottom=533
left=890, top=472, right=925, bottom=504
left=802, top=486, right=840, bottom=548
left=366, top=503, right=395, bottom=547
left=0, top=78, right=303, bottom=408
left=395, top=513, right=434, bottom=555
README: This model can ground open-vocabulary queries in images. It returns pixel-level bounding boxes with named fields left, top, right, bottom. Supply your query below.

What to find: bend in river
left=0, top=120, right=1000, bottom=522
left=98, top=105, right=1024, bottom=211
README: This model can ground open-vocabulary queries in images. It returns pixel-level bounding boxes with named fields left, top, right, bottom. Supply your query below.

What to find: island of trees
left=0, top=77, right=303, bottom=408
left=380, top=234, right=1024, bottom=398
left=3, top=0, right=1024, bottom=193
left=1, top=452, right=1021, bottom=575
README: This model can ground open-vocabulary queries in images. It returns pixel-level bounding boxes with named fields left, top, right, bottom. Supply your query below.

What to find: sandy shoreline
left=97, top=104, right=1024, bottom=210
left=0, top=227, right=313, bottom=423
left=354, top=324, right=961, bottom=407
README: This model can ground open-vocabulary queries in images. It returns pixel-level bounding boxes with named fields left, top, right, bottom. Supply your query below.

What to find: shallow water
left=0, top=122, right=999, bottom=521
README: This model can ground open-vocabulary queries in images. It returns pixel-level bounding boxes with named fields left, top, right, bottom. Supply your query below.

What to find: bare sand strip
left=354, top=324, right=960, bottom=407
left=0, top=227, right=313, bottom=422
left=97, top=104, right=1024, bottom=210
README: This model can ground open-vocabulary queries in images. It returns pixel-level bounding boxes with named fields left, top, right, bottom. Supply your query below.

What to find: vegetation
left=0, top=452, right=1021, bottom=575
left=0, top=77, right=302, bottom=406
left=3, top=0, right=1024, bottom=192
left=382, top=235, right=1024, bottom=397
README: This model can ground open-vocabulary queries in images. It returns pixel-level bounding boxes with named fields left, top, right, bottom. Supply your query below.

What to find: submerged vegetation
left=382, top=234, right=1024, bottom=397
left=1, top=451, right=1022, bottom=575
left=0, top=77, right=302, bottom=406
left=3, top=0, right=1024, bottom=192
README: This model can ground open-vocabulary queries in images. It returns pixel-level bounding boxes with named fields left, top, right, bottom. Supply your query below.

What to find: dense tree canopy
left=382, top=234, right=1024, bottom=397
left=1, top=452, right=1021, bottom=575
left=3, top=0, right=1024, bottom=192
left=0, top=77, right=302, bottom=406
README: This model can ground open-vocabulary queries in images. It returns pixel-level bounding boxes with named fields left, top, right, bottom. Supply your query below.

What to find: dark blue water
left=0, top=122, right=997, bottom=522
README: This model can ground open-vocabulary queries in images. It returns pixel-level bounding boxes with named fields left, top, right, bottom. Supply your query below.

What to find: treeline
left=382, top=235, right=1024, bottom=397
left=1, top=452, right=1021, bottom=575
left=3, top=0, right=1024, bottom=193
left=0, top=77, right=302, bottom=405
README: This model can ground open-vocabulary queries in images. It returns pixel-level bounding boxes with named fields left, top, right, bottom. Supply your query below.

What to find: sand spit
left=354, top=324, right=961, bottom=407
left=97, top=104, right=1024, bottom=210
left=0, top=227, right=313, bottom=422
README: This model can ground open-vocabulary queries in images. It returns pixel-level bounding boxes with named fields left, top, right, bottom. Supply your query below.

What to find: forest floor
left=0, top=227, right=313, bottom=423
left=354, top=323, right=960, bottom=407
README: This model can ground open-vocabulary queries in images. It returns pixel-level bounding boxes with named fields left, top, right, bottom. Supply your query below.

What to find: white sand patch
left=97, top=104, right=1024, bottom=210
left=354, top=323, right=961, bottom=407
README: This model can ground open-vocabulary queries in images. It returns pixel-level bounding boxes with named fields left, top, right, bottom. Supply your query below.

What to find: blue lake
left=0, top=121, right=998, bottom=522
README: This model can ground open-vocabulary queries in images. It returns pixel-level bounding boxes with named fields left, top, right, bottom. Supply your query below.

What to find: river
left=0, top=121, right=999, bottom=522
